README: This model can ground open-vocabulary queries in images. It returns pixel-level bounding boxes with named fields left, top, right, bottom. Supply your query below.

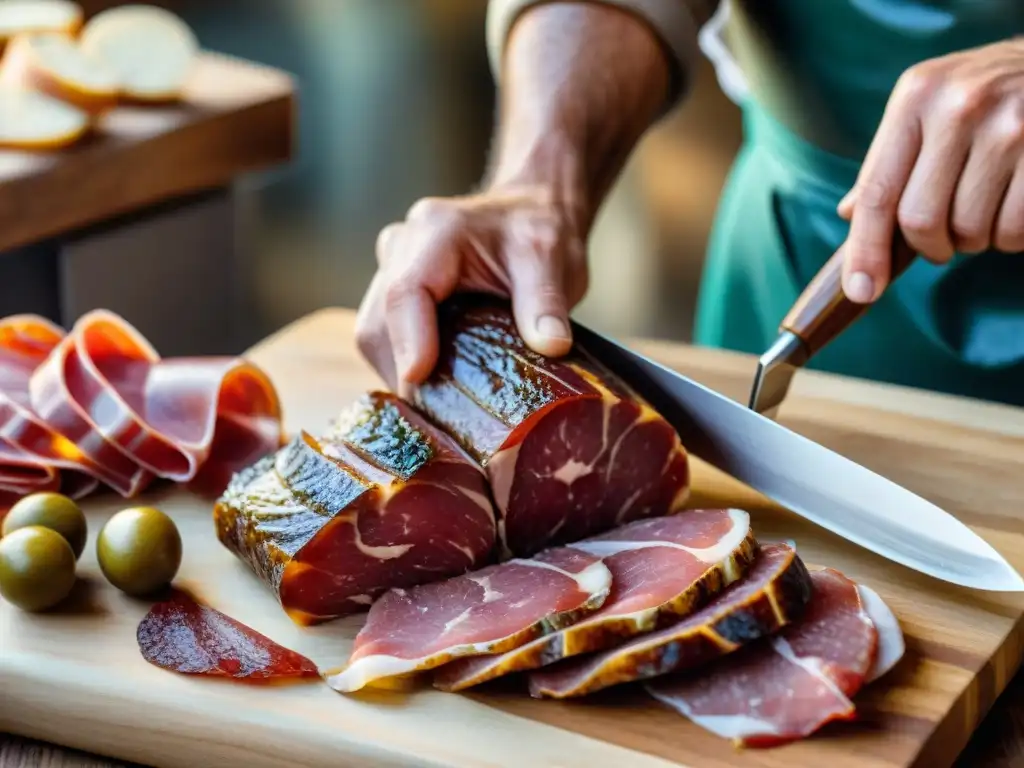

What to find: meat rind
left=528, top=543, right=812, bottom=699
left=434, top=509, right=757, bottom=692
left=414, top=295, right=690, bottom=557
left=137, top=589, right=319, bottom=681
left=645, top=566, right=878, bottom=748
left=326, top=546, right=613, bottom=693
left=214, top=391, right=497, bottom=625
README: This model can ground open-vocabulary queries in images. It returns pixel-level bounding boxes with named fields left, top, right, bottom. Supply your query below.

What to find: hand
left=836, top=39, right=1024, bottom=303
left=355, top=184, right=589, bottom=395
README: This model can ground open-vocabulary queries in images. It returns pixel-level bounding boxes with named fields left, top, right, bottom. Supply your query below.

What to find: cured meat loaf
left=327, top=546, right=613, bottom=693
left=434, top=509, right=756, bottom=692
left=646, top=566, right=900, bottom=748
left=214, top=391, right=498, bottom=625
left=414, top=295, right=690, bottom=557
left=529, top=543, right=812, bottom=698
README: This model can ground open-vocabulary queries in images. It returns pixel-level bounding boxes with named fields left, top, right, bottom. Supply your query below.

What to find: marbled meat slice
left=137, top=589, right=319, bottom=681
left=215, top=391, right=497, bottom=625
left=413, top=295, right=690, bottom=557
left=529, top=543, right=812, bottom=699
left=326, top=546, right=613, bottom=693
left=0, top=314, right=100, bottom=511
left=434, top=509, right=756, bottom=692
left=645, top=566, right=880, bottom=748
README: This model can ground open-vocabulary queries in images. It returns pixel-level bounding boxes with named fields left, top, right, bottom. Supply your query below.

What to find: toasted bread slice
left=0, top=86, right=89, bottom=149
left=0, top=32, right=120, bottom=114
left=79, top=5, right=198, bottom=103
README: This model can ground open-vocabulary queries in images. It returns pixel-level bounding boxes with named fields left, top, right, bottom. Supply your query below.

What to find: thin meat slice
left=529, top=543, right=812, bottom=699
left=137, top=589, right=319, bottom=682
left=858, top=584, right=904, bottom=683
left=0, top=314, right=100, bottom=506
left=29, top=309, right=284, bottom=498
left=645, top=566, right=878, bottom=748
left=434, top=509, right=757, bottom=692
left=215, top=391, right=498, bottom=625
left=326, top=546, right=613, bottom=693
left=413, top=295, right=690, bottom=557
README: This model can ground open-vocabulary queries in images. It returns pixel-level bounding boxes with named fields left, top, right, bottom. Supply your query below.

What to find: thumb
left=506, top=248, right=574, bottom=357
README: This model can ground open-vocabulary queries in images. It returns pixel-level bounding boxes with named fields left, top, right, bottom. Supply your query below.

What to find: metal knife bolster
left=749, top=331, right=809, bottom=418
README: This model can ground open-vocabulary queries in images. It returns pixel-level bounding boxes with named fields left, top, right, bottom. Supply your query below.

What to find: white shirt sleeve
left=485, top=0, right=719, bottom=111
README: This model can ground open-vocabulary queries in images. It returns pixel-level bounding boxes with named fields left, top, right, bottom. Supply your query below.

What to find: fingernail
left=536, top=314, right=571, bottom=341
left=844, top=271, right=876, bottom=303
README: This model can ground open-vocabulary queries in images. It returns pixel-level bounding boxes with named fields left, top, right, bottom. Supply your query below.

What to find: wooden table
left=3, top=309, right=1024, bottom=767
left=0, top=51, right=294, bottom=357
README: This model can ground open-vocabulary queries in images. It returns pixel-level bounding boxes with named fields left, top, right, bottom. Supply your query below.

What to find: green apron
left=693, top=1, right=1024, bottom=407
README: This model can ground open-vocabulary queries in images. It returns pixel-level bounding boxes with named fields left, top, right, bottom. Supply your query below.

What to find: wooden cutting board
left=2, top=308, right=1024, bottom=768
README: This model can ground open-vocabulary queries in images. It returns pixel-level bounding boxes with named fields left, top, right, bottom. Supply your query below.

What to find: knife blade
left=573, top=321, right=1024, bottom=592
left=750, top=235, right=918, bottom=417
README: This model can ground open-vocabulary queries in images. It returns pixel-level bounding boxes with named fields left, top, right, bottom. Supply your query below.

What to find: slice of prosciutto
left=529, top=543, right=813, bottom=699
left=28, top=309, right=284, bottom=498
left=434, top=509, right=756, bottom=692
left=413, top=295, right=690, bottom=557
left=326, top=546, right=613, bottom=693
left=215, top=391, right=498, bottom=625
left=645, top=566, right=886, bottom=748
left=0, top=314, right=100, bottom=512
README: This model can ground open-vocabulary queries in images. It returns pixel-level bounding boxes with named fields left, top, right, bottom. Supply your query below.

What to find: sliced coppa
left=28, top=309, right=284, bottom=499
left=645, top=566, right=879, bottom=748
left=326, top=546, right=613, bottom=693
left=529, top=543, right=812, bottom=699
left=137, top=589, right=319, bottom=681
left=414, top=295, right=690, bottom=558
left=434, top=509, right=756, bottom=692
left=214, top=391, right=497, bottom=625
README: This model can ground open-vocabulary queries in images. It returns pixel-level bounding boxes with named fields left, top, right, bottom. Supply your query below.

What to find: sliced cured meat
left=137, top=589, right=319, bottom=681
left=529, top=543, right=812, bottom=699
left=0, top=314, right=99, bottom=508
left=413, top=295, right=690, bottom=557
left=645, top=566, right=878, bottom=748
left=434, top=509, right=756, bottom=692
left=326, top=546, right=613, bottom=693
left=29, top=309, right=284, bottom=498
left=215, top=391, right=497, bottom=625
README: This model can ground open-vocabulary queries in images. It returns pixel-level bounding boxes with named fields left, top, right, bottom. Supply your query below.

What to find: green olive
left=2, top=492, right=88, bottom=559
left=96, top=507, right=181, bottom=597
left=0, top=525, right=77, bottom=612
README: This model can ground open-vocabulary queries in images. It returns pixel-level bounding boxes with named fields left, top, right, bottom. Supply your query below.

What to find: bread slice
left=0, top=0, right=82, bottom=50
left=0, top=86, right=89, bottom=149
left=0, top=32, right=120, bottom=114
left=79, top=5, right=198, bottom=103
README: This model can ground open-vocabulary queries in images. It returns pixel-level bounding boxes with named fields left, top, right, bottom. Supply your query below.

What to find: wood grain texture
left=0, top=52, right=294, bottom=253
left=3, top=308, right=1024, bottom=768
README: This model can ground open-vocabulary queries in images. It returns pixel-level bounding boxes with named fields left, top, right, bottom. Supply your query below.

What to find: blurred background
left=78, top=0, right=743, bottom=347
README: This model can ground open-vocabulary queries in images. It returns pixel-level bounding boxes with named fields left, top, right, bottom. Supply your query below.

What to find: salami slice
left=645, top=566, right=879, bottom=748
left=215, top=391, right=497, bottom=625
left=29, top=309, right=284, bottom=498
left=137, top=589, right=319, bottom=681
left=528, top=543, right=812, bottom=699
left=326, top=546, right=613, bottom=693
left=434, top=509, right=756, bottom=692
left=413, top=295, right=690, bottom=558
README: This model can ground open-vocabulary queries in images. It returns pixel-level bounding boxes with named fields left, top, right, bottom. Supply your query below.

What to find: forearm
left=485, top=2, right=685, bottom=224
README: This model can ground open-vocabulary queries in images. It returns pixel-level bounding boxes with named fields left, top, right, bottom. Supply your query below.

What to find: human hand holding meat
left=837, top=38, right=1024, bottom=303
left=355, top=2, right=673, bottom=395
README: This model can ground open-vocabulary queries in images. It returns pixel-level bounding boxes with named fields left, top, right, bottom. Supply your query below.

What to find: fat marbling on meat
left=214, top=391, right=497, bottom=625
left=434, top=509, right=756, bottom=692
left=413, top=295, right=690, bottom=557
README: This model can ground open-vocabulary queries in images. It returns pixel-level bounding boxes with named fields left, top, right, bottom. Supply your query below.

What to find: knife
left=571, top=319, right=1024, bottom=592
left=749, top=235, right=918, bottom=418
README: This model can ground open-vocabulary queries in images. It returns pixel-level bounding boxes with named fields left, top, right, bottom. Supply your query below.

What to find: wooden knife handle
left=780, top=235, right=917, bottom=358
